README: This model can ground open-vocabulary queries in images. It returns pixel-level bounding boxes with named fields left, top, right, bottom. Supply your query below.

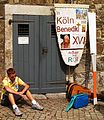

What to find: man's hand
left=17, top=84, right=29, bottom=97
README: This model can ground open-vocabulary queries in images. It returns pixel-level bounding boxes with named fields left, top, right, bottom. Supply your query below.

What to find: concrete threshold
left=32, top=92, right=66, bottom=100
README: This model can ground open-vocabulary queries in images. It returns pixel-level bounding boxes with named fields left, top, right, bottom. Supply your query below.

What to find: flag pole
left=88, top=12, right=97, bottom=105
left=91, top=53, right=97, bottom=105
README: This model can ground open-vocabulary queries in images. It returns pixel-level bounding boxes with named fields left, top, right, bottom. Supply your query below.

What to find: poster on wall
left=54, top=4, right=89, bottom=66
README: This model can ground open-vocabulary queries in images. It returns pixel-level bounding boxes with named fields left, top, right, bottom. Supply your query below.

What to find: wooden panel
left=13, top=14, right=66, bottom=93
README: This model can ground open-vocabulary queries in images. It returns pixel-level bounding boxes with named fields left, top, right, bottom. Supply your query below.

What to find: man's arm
left=19, top=83, right=29, bottom=95
left=4, top=86, right=19, bottom=95
left=4, top=83, right=29, bottom=96
left=17, top=77, right=30, bottom=95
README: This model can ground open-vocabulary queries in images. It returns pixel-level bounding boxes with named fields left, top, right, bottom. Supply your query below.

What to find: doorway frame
left=5, top=4, right=54, bottom=74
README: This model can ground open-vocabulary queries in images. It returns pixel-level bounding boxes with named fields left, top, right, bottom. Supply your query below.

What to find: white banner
left=55, top=4, right=89, bottom=66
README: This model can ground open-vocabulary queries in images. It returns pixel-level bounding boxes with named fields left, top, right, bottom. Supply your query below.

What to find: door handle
left=42, top=48, right=48, bottom=54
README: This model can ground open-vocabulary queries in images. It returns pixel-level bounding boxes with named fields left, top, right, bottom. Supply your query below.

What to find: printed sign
left=18, top=37, right=29, bottom=44
left=55, top=4, right=89, bottom=66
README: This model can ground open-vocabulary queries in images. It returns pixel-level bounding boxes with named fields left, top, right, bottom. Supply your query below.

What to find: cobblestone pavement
left=0, top=93, right=104, bottom=120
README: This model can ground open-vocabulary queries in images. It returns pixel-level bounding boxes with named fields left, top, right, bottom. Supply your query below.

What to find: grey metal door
left=13, top=15, right=66, bottom=93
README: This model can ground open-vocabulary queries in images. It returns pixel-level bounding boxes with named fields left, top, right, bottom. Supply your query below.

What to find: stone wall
left=0, top=4, right=5, bottom=81
left=73, top=3, right=104, bottom=95
left=0, top=0, right=104, bottom=94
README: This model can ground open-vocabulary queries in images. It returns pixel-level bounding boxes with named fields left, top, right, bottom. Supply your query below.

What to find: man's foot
left=32, top=102, right=44, bottom=111
left=13, top=107, right=23, bottom=116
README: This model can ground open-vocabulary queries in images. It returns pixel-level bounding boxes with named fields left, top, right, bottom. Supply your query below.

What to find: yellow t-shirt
left=1, top=76, right=25, bottom=100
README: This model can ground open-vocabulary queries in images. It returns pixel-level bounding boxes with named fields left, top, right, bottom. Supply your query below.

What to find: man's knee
left=8, top=93, right=15, bottom=99
left=9, top=93, right=21, bottom=102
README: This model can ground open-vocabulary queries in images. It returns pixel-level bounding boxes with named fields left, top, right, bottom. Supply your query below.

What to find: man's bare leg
left=25, top=90, right=44, bottom=110
left=25, top=90, right=35, bottom=101
left=8, top=93, right=16, bottom=105
left=8, top=93, right=23, bottom=116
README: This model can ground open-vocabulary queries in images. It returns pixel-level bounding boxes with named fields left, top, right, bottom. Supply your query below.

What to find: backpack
left=65, top=93, right=88, bottom=112
left=66, top=83, right=92, bottom=101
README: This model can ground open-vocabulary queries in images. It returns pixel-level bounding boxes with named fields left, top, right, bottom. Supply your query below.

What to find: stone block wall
left=0, top=0, right=104, bottom=94
left=73, top=3, right=104, bottom=94
left=0, top=4, right=5, bottom=82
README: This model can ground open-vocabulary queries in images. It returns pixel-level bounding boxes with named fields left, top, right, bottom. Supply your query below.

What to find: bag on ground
left=66, top=83, right=92, bottom=101
left=65, top=93, right=88, bottom=112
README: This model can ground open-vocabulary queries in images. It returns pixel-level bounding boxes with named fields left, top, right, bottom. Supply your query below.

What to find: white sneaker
left=32, top=102, right=44, bottom=111
left=13, top=107, right=23, bottom=116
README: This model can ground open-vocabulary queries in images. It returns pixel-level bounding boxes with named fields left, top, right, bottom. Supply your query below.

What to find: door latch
left=42, top=48, right=48, bottom=54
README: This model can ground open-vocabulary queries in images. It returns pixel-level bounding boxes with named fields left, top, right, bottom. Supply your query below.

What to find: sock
left=12, top=104, right=18, bottom=109
left=32, top=100, right=36, bottom=105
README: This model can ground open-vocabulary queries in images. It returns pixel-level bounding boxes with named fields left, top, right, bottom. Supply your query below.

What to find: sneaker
left=13, top=107, right=23, bottom=116
left=32, top=102, right=44, bottom=111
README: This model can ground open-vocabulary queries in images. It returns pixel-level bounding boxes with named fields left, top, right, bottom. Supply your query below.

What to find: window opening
left=18, top=24, right=29, bottom=36
left=51, top=25, right=56, bottom=37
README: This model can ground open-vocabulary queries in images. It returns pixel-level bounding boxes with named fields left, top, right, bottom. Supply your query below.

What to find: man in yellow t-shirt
left=1, top=68, right=43, bottom=116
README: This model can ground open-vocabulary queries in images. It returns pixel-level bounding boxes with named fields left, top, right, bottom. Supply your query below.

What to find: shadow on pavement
left=94, top=100, right=104, bottom=117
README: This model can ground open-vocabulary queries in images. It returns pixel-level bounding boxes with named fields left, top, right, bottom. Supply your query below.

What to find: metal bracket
left=8, top=19, right=34, bottom=25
